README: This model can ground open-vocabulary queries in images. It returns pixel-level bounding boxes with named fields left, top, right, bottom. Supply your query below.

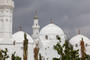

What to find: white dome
left=69, top=34, right=90, bottom=55
left=39, top=23, right=65, bottom=60
left=69, top=34, right=90, bottom=45
left=40, top=23, right=64, bottom=35
left=39, top=23, right=65, bottom=42
left=13, top=31, right=33, bottom=43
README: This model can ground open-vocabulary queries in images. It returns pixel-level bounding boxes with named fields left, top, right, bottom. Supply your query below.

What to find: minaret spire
left=19, top=26, right=22, bottom=31
left=34, top=10, right=38, bottom=19
left=32, top=11, right=40, bottom=40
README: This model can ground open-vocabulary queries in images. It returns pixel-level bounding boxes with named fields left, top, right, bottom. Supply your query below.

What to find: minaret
left=0, top=0, right=14, bottom=39
left=32, top=11, right=40, bottom=40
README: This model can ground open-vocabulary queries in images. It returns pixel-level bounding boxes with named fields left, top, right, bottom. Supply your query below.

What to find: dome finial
left=34, top=10, right=38, bottom=19
left=19, top=26, right=22, bottom=31
left=50, top=18, right=54, bottom=23
left=78, top=29, right=81, bottom=34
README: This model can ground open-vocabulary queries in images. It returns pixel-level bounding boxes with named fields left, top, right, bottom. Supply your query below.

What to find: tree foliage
left=0, top=48, right=9, bottom=60
left=11, top=52, right=21, bottom=60
left=39, top=53, right=42, bottom=60
left=53, top=38, right=80, bottom=60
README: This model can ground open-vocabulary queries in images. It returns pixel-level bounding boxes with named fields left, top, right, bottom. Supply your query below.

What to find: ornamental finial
left=19, top=26, right=22, bottom=31
left=34, top=10, right=38, bottom=19
left=78, top=29, right=81, bottom=34
left=50, top=18, right=54, bottom=23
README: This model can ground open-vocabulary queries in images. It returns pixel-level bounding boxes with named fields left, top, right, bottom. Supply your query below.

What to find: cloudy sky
left=13, top=0, right=90, bottom=38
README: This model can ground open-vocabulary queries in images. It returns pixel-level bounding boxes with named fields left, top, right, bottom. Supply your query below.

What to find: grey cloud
left=13, top=0, right=90, bottom=38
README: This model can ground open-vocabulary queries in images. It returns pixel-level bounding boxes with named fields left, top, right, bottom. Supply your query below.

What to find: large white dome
left=69, top=34, right=90, bottom=55
left=39, top=23, right=64, bottom=60
left=39, top=23, right=65, bottom=41
left=13, top=31, right=33, bottom=43
left=40, top=23, right=64, bottom=35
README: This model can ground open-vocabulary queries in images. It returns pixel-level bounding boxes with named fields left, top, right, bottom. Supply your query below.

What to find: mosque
left=0, top=0, right=90, bottom=60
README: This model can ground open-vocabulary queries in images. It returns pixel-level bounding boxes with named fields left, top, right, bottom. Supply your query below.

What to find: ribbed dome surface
left=13, top=31, right=33, bottom=43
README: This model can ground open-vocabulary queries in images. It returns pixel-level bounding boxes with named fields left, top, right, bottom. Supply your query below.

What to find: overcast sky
left=13, top=0, right=90, bottom=38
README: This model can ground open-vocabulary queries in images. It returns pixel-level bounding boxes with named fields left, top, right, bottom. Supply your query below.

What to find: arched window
left=56, top=35, right=60, bottom=40
left=45, top=35, right=48, bottom=40
left=13, top=41, right=16, bottom=45
left=21, top=46, right=23, bottom=50
left=86, top=43, right=88, bottom=47
left=75, top=44, right=78, bottom=47
left=1, top=19, right=3, bottom=22
left=36, top=32, right=38, bottom=34
left=6, top=19, right=8, bottom=21
left=36, top=24, right=37, bottom=26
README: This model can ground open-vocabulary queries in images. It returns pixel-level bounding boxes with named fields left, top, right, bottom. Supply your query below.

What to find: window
left=45, top=48, right=47, bottom=50
left=75, top=44, right=78, bottom=47
left=36, top=32, right=38, bottom=34
left=56, top=35, right=61, bottom=40
left=36, top=24, right=37, bottom=26
left=86, top=43, right=88, bottom=47
left=6, top=10, right=8, bottom=13
left=6, top=19, right=8, bottom=21
left=1, top=19, right=3, bottom=22
left=21, top=47, right=23, bottom=49
left=13, top=41, right=16, bottom=45
left=45, top=35, right=48, bottom=40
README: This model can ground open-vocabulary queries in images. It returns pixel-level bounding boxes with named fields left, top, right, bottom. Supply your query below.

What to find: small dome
left=69, top=34, right=90, bottom=45
left=13, top=31, right=33, bottom=43
left=69, top=34, right=90, bottom=55
left=40, top=23, right=64, bottom=35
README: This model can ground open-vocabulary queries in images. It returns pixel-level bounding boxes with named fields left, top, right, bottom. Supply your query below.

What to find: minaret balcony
left=32, top=26, right=40, bottom=29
